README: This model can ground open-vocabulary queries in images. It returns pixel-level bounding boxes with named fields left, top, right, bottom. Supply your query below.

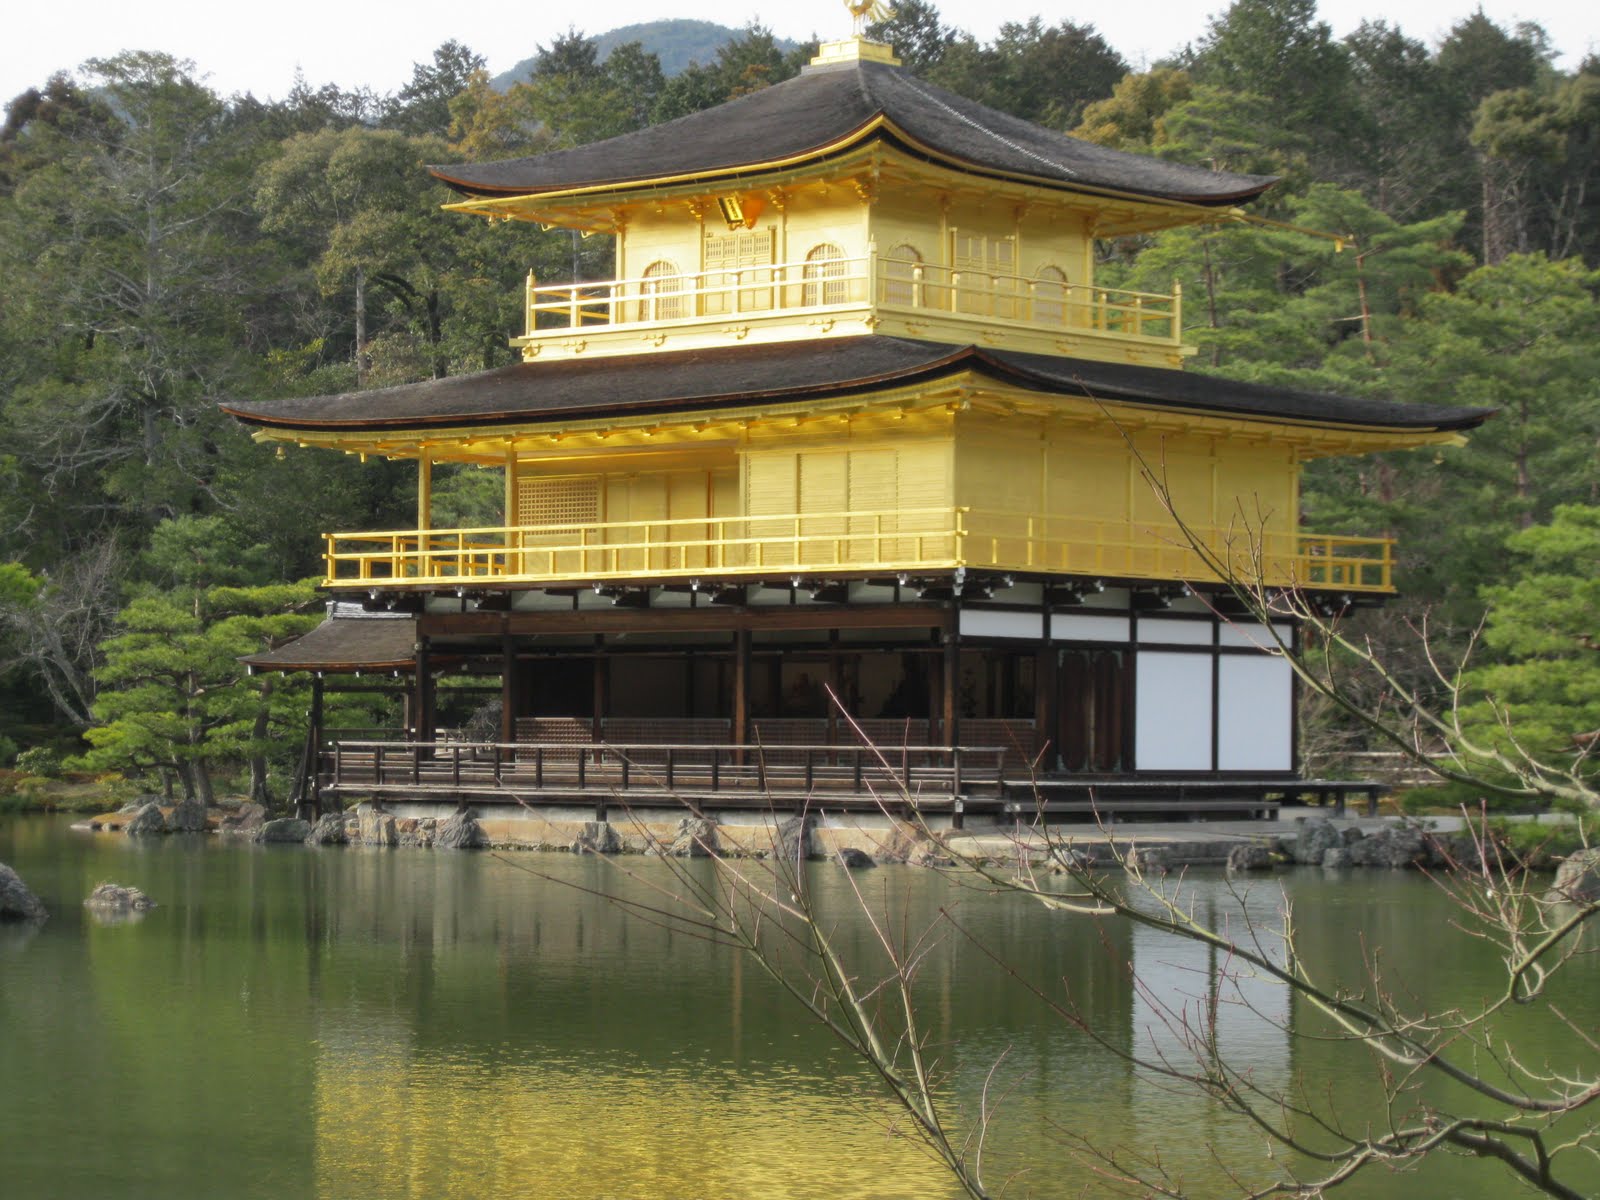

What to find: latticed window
left=882, top=244, right=923, bottom=307
left=703, top=229, right=775, bottom=272
left=703, top=229, right=775, bottom=313
left=950, top=231, right=1018, bottom=316
left=1034, top=265, right=1069, bottom=326
left=517, top=476, right=600, bottom=534
left=950, top=231, right=1016, bottom=277
left=802, top=243, right=850, bottom=307
left=638, top=260, right=686, bottom=321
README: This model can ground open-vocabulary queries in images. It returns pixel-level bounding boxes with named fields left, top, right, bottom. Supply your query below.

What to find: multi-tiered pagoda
left=229, top=34, right=1488, bottom=834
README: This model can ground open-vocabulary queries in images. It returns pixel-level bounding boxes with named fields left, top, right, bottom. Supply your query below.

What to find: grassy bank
left=0, top=770, right=134, bottom=815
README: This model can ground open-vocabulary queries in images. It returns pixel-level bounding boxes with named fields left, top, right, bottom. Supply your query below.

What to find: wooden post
left=1035, top=599, right=1055, bottom=772
left=500, top=630, right=516, bottom=745
left=417, top=452, right=432, bottom=532
left=503, top=443, right=518, bottom=577
left=414, top=636, right=435, bottom=748
left=1035, top=644, right=1057, bottom=773
left=592, top=634, right=607, bottom=742
left=733, top=629, right=751, bottom=765
left=307, top=673, right=325, bottom=818
left=827, top=629, right=842, bottom=751
left=942, top=610, right=960, bottom=750
left=503, top=444, right=517, bottom=523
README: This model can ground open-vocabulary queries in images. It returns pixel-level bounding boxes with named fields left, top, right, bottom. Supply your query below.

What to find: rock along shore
left=70, top=798, right=1577, bottom=878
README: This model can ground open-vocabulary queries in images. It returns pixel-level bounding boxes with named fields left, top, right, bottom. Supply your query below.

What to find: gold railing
left=325, top=507, right=1392, bottom=592
left=522, top=254, right=1181, bottom=345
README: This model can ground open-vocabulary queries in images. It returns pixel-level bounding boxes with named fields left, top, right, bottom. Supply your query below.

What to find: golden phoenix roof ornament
left=845, top=0, right=894, bottom=36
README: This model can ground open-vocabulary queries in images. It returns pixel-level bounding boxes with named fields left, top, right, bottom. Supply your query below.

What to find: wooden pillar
left=308, top=672, right=325, bottom=818
left=942, top=609, right=960, bottom=749
left=503, top=444, right=517, bottom=523
left=1035, top=645, right=1056, bottom=771
left=413, top=636, right=435, bottom=745
left=826, top=630, right=842, bottom=747
left=309, top=673, right=325, bottom=746
left=732, top=629, right=751, bottom=763
left=592, top=635, right=607, bottom=740
left=500, top=631, right=516, bottom=745
left=417, top=452, right=432, bottom=532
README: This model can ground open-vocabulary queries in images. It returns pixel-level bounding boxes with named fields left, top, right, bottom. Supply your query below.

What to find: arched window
left=882, top=244, right=923, bottom=307
left=802, top=243, right=849, bottom=307
left=1033, top=265, right=1069, bottom=326
left=639, top=260, right=686, bottom=322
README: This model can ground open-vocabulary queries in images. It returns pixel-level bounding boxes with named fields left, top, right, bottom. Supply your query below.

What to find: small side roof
left=222, top=337, right=1493, bottom=437
left=243, top=607, right=418, bottom=673
left=428, top=58, right=1274, bottom=207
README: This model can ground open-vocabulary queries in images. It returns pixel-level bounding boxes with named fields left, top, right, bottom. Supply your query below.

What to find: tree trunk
left=355, top=264, right=369, bottom=387
left=249, top=679, right=273, bottom=806
left=428, top=289, right=446, bottom=380
left=191, top=760, right=216, bottom=808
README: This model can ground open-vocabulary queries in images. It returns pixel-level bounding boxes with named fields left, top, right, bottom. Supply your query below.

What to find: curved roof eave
left=426, top=60, right=1276, bottom=209
left=432, top=119, right=1273, bottom=214
left=220, top=338, right=1493, bottom=438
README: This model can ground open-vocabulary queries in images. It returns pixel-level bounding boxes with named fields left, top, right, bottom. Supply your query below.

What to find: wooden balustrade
left=321, top=738, right=1010, bottom=807
left=323, top=507, right=1394, bottom=593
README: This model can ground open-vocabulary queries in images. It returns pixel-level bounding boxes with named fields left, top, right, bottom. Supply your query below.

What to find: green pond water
left=1, top=812, right=1595, bottom=1199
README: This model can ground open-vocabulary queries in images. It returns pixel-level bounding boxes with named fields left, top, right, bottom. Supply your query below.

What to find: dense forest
left=0, top=0, right=1595, bottom=804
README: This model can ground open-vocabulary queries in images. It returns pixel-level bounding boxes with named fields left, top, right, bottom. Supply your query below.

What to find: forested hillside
left=1, top=1, right=1595, bottom=801
left=489, top=20, right=804, bottom=87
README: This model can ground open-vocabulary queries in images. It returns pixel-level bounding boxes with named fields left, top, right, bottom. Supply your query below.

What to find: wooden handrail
left=323, top=507, right=1395, bottom=593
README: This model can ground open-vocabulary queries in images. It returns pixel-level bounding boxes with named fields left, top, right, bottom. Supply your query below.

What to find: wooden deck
left=321, top=739, right=1006, bottom=821
left=316, top=736, right=1381, bottom=826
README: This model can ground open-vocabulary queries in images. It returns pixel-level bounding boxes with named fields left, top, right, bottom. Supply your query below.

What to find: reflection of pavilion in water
left=303, top=857, right=1150, bottom=1198
left=1125, top=882, right=1292, bottom=1159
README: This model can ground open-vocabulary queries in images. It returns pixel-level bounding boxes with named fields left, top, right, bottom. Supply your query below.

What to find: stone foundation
left=356, top=799, right=939, bottom=861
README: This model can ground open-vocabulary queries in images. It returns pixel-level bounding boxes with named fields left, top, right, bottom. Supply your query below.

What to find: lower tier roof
left=221, top=337, right=1492, bottom=436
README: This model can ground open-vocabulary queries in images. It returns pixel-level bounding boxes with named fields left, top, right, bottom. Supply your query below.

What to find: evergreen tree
left=1460, top=506, right=1600, bottom=788
left=385, top=41, right=487, bottom=138
left=79, top=517, right=322, bottom=804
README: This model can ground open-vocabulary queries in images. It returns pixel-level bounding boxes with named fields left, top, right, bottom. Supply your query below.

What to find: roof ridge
left=887, top=70, right=1081, bottom=181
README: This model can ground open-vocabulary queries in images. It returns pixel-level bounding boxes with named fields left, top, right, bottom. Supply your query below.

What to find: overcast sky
left=3, top=1, right=1592, bottom=108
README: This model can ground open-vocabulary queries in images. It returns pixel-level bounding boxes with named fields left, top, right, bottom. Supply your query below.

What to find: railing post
left=1171, top=279, right=1182, bottom=343
left=526, top=269, right=536, bottom=336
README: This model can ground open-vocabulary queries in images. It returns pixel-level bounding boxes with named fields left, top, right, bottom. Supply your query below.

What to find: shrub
left=14, top=746, right=62, bottom=778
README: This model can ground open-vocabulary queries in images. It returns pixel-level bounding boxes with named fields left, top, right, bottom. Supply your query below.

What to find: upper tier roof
left=222, top=338, right=1490, bottom=436
left=428, top=58, right=1275, bottom=207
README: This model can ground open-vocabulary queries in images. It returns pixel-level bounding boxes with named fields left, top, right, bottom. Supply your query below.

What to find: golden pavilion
left=228, top=34, right=1489, bottom=829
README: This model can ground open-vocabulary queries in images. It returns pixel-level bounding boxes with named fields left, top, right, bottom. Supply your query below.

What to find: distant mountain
left=489, top=19, right=803, bottom=89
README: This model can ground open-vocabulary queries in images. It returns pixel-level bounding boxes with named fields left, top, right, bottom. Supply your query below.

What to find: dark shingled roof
left=428, top=58, right=1274, bottom=206
left=222, top=337, right=1492, bottom=435
left=243, top=610, right=418, bottom=672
